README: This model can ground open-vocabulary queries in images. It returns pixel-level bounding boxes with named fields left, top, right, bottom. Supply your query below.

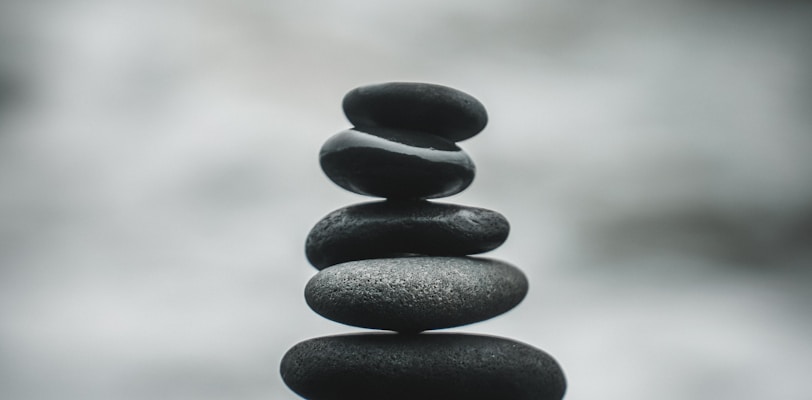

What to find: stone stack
left=280, top=82, right=566, bottom=400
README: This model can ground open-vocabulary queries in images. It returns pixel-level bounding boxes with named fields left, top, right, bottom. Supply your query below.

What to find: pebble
left=280, top=332, right=566, bottom=400
left=320, top=127, right=475, bottom=199
left=305, top=257, right=527, bottom=332
left=305, top=200, right=509, bottom=269
left=343, top=82, right=488, bottom=142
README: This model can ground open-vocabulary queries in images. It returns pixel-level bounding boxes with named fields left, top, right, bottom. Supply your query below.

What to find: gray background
left=1, top=0, right=811, bottom=399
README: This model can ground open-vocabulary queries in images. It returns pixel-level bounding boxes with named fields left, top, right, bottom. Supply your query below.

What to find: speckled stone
left=280, top=332, right=566, bottom=400
left=305, top=200, right=510, bottom=269
left=320, top=127, right=475, bottom=199
left=343, top=82, right=488, bottom=142
left=305, top=257, right=527, bottom=332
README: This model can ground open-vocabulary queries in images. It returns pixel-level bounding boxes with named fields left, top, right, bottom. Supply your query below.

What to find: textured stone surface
left=280, top=332, right=566, bottom=400
left=320, top=127, right=475, bottom=199
left=343, top=82, right=488, bottom=142
left=305, top=200, right=510, bottom=269
left=305, top=257, right=527, bottom=332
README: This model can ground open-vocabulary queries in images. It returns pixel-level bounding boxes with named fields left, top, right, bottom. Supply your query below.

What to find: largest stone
left=280, top=333, right=567, bottom=400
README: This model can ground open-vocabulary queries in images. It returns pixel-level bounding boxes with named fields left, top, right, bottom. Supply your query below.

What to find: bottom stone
left=280, top=333, right=566, bottom=400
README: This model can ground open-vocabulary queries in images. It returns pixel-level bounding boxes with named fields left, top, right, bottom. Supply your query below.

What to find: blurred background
left=1, top=0, right=811, bottom=399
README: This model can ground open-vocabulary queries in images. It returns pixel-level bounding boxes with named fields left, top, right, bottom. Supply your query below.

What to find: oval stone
left=305, top=257, right=527, bottom=332
left=305, top=201, right=510, bottom=269
left=320, top=127, right=475, bottom=199
left=280, top=333, right=567, bottom=400
left=343, top=82, right=488, bottom=142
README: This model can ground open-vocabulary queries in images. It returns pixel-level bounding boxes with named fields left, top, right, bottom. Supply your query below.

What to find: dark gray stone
left=280, top=332, right=567, bottom=400
left=305, top=257, right=527, bottom=332
left=320, top=127, right=475, bottom=199
left=343, top=82, right=488, bottom=142
left=305, top=200, right=510, bottom=269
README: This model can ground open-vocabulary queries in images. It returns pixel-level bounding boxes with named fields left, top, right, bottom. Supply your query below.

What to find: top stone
left=343, top=82, right=488, bottom=142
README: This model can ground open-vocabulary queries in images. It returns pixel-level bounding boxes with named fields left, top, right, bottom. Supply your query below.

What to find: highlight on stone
left=280, top=82, right=567, bottom=400
left=320, top=127, right=475, bottom=199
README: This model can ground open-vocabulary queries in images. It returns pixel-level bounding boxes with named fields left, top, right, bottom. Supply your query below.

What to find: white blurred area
left=1, top=0, right=811, bottom=399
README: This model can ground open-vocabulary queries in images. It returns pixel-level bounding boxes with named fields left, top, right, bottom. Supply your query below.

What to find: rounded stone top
left=342, top=82, right=488, bottom=142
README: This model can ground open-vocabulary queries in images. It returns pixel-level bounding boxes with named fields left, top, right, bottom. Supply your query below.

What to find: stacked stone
left=280, top=82, right=566, bottom=400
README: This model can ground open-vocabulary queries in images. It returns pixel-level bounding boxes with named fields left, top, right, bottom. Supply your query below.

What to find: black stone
left=343, top=82, right=488, bottom=142
left=305, top=200, right=509, bottom=269
left=320, top=127, right=475, bottom=199
left=280, top=332, right=567, bottom=400
left=305, top=257, right=527, bottom=332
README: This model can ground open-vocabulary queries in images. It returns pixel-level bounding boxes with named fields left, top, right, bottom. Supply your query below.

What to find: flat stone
left=305, top=257, right=527, bottom=332
left=320, top=127, right=475, bottom=199
left=280, top=332, right=567, bottom=400
left=306, top=201, right=510, bottom=269
left=343, top=82, right=488, bottom=142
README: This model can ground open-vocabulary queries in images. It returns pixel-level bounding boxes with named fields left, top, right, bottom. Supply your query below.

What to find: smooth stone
left=320, top=127, right=475, bottom=199
left=305, top=201, right=510, bottom=269
left=343, top=82, right=488, bottom=142
left=305, top=257, right=527, bottom=332
left=280, top=333, right=567, bottom=400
